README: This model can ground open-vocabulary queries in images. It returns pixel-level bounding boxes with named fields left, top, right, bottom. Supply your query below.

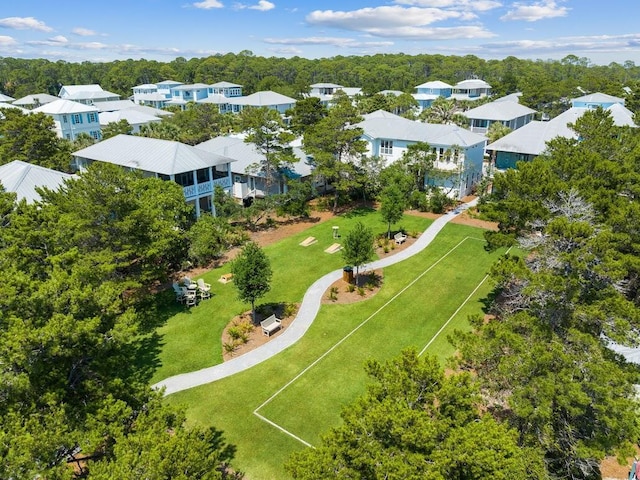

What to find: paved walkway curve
left=154, top=200, right=478, bottom=395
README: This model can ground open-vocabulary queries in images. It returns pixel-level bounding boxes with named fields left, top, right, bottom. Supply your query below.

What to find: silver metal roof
left=0, top=160, right=74, bottom=203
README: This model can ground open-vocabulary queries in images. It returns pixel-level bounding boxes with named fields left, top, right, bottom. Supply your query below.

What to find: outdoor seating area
left=394, top=232, right=407, bottom=244
left=260, top=314, right=282, bottom=336
left=173, top=277, right=213, bottom=306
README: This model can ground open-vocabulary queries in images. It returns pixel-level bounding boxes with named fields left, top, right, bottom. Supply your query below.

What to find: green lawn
left=165, top=223, right=506, bottom=480
left=150, top=209, right=433, bottom=383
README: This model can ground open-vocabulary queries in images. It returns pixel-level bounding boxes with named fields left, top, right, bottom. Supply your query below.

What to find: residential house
left=58, top=84, right=120, bottom=104
left=571, top=92, right=625, bottom=109
left=227, top=90, right=296, bottom=114
left=0, top=160, right=74, bottom=203
left=208, top=81, right=243, bottom=97
left=33, top=99, right=101, bottom=140
left=413, top=81, right=453, bottom=111
left=463, top=95, right=536, bottom=134
left=166, top=83, right=211, bottom=109
left=132, top=81, right=180, bottom=109
left=99, top=109, right=162, bottom=133
left=72, top=135, right=235, bottom=216
left=451, top=79, right=491, bottom=101
left=488, top=94, right=635, bottom=169
left=196, top=135, right=312, bottom=200
left=356, top=110, right=488, bottom=199
left=12, top=93, right=58, bottom=109
left=309, top=83, right=362, bottom=106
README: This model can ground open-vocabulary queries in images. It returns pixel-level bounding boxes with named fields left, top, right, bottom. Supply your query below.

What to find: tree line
left=2, top=52, right=640, bottom=115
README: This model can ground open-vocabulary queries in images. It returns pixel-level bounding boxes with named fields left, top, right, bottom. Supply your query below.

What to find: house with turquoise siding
left=132, top=80, right=183, bottom=108
left=166, top=83, right=211, bottom=108
left=488, top=96, right=635, bottom=170
left=452, top=79, right=491, bottom=101
left=571, top=92, right=625, bottom=109
left=33, top=99, right=101, bottom=141
left=356, top=110, right=487, bottom=199
left=463, top=95, right=536, bottom=134
left=72, top=135, right=236, bottom=217
left=413, top=81, right=452, bottom=111
left=58, top=84, right=120, bottom=105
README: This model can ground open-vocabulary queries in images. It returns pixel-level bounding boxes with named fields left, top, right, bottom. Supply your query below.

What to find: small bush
left=236, top=321, right=254, bottom=335
left=283, top=302, right=297, bottom=317
left=329, top=286, right=339, bottom=301
left=357, top=287, right=366, bottom=297
left=346, top=283, right=356, bottom=293
left=227, top=326, right=243, bottom=341
left=223, top=342, right=237, bottom=353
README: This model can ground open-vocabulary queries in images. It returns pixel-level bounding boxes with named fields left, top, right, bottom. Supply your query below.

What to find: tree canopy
left=231, top=241, right=273, bottom=323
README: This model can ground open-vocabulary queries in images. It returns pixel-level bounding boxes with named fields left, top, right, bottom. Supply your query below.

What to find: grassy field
left=165, top=223, right=506, bottom=480
left=150, top=209, right=432, bottom=383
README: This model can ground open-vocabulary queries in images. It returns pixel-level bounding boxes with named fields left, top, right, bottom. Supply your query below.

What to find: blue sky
left=0, top=1, right=638, bottom=65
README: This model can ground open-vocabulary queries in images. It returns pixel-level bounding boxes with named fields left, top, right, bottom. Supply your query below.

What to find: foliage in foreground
left=286, top=349, right=547, bottom=480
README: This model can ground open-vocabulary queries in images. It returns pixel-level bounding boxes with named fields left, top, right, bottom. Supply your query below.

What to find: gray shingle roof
left=0, top=160, right=74, bottom=203
left=73, top=135, right=236, bottom=175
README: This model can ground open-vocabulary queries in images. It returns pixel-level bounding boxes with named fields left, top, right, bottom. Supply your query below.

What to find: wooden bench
left=260, top=314, right=282, bottom=336
left=394, top=232, right=407, bottom=244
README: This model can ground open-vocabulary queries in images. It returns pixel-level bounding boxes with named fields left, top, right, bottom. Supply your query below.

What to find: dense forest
left=2, top=52, right=640, bottom=115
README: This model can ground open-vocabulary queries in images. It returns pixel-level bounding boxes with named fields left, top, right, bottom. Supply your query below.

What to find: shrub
left=346, top=283, right=356, bottom=293
left=329, top=286, right=339, bottom=301
left=283, top=302, right=297, bottom=317
left=227, top=326, right=243, bottom=341
left=223, top=342, right=237, bottom=353
left=357, top=287, right=366, bottom=297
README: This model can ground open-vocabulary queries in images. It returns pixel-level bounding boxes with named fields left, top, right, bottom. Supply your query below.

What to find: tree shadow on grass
left=342, top=205, right=376, bottom=218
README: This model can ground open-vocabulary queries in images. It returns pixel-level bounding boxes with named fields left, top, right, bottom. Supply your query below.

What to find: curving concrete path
left=154, top=200, right=478, bottom=395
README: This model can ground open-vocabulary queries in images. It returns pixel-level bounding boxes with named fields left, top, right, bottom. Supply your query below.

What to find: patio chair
left=172, top=282, right=186, bottom=304
left=182, top=276, right=196, bottom=288
left=197, top=278, right=211, bottom=299
left=185, top=289, right=197, bottom=307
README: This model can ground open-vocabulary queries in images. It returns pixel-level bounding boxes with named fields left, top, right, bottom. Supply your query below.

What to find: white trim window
left=380, top=140, right=393, bottom=156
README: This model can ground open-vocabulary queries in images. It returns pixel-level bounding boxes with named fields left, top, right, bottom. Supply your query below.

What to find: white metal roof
left=12, top=93, right=59, bottom=106
left=94, top=100, right=137, bottom=112
left=196, top=135, right=312, bottom=178
left=59, top=84, right=104, bottom=96
left=571, top=92, right=624, bottom=105
left=0, top=102, right=31, bottom=114
left=228, top=90, right=296, bottom=107
left=0, top=93, right=15, bottom=102
left=156, top=80, right=183, bottom=86
left=415, top=80, right=452, bottom=89
left=463, top=100, right=536, bottom=121
left=197, top=94, right=230, bottom=104
left=73, top=135, right=236, bottom=175
left=65, top=90, right=120, bottom=101
left=33, top=99, right=98, bottom=115
left=172, top=83, right=210, bottom=91
left=487, top=105, right=636, bottom=156
left=136, top=92, right=171, bottom=102
left=357, top=112, right=487, bottom=148
left=209, top=81, right=242, bottom=88
left=310, top=82, right=343, bottom=88
left=0, top=160, right=74, bottom=203
left=132, top=83, right=157, bottom=89
left=128, top=105, right=173, bottom=117
left=454, top=79, right=491, bottom=89
left=99, top=110, right=161, bottom=127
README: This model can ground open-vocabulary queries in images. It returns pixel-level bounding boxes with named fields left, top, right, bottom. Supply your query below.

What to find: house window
left=72, top=114, right=82, bottom=124
left=87, top=112, right=98, bottom=123
left=174, top=171, right=195, bottom=187
left=199, top=196, right=212, bottom=213
left=62, top=115, right=68, bottom=123
left=196, top=168, right=210, bottom=184
left=380, top=140, right=393, bottom=155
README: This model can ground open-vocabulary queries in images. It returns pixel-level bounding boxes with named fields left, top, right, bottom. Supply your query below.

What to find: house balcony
left=183, top=177, right=231, bottom=198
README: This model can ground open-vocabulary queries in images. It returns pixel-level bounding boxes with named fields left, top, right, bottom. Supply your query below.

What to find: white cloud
left=479, top=33, right=640, bottom=55
left=264, top=36, right=394, bottom=48
left=393, top=0, right=501, bottom=11
left=250, top=0, right=275, bottom=11
left=0, top=16, right=53, bottom=32
left=267, top=46, right=303, bottom=56
left=72, top=27, right=97, bottom=36
left=308, top=6, right=470, bottom=30
left=0, top=35, right=17, bottom=46
left=501, top=1, right=569, bottom=22
left=192, top=0, right=224, bottom=9
left=306, top=7, right=495, bottom=40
